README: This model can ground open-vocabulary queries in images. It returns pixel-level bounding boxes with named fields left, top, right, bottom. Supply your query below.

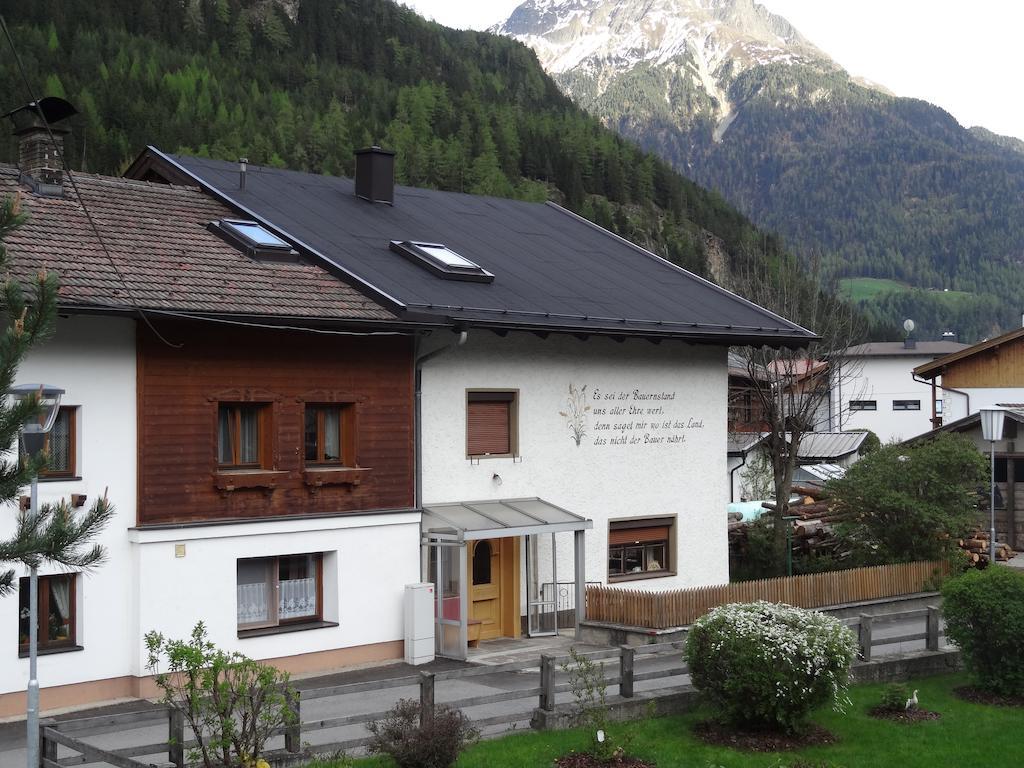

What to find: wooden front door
left=469, top=538, right=520, bottom=641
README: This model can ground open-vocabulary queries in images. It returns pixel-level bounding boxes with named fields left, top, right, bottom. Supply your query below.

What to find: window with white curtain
left=304, top=404, right=353, bottom=465
left=18, top=573, right=77, bottom=653
left=237, top=553, right=322, bottom=632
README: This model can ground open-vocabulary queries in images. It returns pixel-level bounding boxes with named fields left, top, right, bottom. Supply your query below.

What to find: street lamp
left=979, top=408, right=1006, bottom=564
left=10, top=383, right=64, bottom=768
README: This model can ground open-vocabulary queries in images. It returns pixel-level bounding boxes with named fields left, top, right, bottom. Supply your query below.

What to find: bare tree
left=732, top=258, right=865, bottom=574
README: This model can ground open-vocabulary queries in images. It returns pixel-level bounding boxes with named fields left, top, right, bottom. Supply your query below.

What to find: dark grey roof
left=844, top=341, right=967, bottom=357
left=143, top=149, right=815, bottom=344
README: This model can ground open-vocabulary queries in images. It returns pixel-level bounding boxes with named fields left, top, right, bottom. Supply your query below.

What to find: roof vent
left=2, top=96, right=77, bottom=197
left=208, top=219, right=299, bottom=263
left=354, top=146, right=395, bottom=205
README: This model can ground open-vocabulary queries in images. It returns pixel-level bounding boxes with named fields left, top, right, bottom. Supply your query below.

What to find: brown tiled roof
left=0, top=165, right=394, bottom=321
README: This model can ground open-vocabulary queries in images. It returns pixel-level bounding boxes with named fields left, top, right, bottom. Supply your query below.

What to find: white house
left=830, top=340, right=967, bottom=443
left=142, top=146, right=814, bottom=658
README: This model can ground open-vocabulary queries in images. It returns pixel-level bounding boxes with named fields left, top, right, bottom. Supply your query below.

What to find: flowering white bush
left=685, top=601, right=858, bottom=733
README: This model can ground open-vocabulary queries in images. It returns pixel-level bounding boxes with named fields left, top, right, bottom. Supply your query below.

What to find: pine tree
left=0, top=195, right=114, bottom=596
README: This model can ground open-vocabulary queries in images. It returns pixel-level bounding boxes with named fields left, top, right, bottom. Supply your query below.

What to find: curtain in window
left=48, top=410, right=70, bottom=472
left=239, top=408, right=260, bottom=464
left=323, top=408, right=340, bottom=461
left=49, top=576, right=71, bottom=640
left=218, top=408, right=234, bottom=464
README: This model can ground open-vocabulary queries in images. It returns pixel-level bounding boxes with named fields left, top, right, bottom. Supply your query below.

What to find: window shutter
left=468, top=401, right=510, bottom=455
left=609, top=526, right=670, bottom=546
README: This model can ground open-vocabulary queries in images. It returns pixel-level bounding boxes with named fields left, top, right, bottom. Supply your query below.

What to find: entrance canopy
left=421, top=498, right=592, bottom=658
left=421, top=497, right=592, bottom=542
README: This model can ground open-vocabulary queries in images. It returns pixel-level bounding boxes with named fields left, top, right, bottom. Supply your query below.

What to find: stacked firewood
left=729, top=484, right=850, bottom=559
left=958, top=529, right=1014, bottom=565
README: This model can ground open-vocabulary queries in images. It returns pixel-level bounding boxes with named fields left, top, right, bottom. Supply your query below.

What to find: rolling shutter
left=468, top=400, right=511, bottom=455
left=609, top=526, right=670, bottom=546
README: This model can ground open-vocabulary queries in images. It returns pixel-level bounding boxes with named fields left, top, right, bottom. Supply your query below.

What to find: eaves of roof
left=913, top=327, right=1024, bottom=379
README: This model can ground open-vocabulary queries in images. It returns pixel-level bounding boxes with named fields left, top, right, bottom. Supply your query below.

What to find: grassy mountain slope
left=0, top=0, right=812, bottom=296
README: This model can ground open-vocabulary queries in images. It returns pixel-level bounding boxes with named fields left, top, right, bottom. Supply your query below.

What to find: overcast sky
left=402, top=0, right=1024, bottom=141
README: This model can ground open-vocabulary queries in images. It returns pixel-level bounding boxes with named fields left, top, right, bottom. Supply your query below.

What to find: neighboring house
left=727, top=351, right=768, bottom=433
left=727, top=431, right=867, bottom=503
left=830, top=340, right=967, bottom=442
left=131, top=146, right=814, bottom=656
left=904, top=407, right=1024, bottom=550
left=0, top=108, right=427, bottom=715
left=912, top=327, right=1024, bottom=425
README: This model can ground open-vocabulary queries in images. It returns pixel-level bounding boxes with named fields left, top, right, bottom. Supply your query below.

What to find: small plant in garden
left=366, top=698, right=478, bottom=768
left=878, top=683, right=910, bottom=712
left=562, top=646, right=637, bottom=762
left=686, top=601, right=858, bottom=734
left=942, top=566, right=1024, bottom=696
left=145, top=622, right=297, bottom=768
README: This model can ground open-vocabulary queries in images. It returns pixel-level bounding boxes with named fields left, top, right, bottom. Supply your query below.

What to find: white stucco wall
left=942, top=387, right=1024, bottom=423
left=0, top=316, right=137, bottom=696
left=129, top=513, right=420, bottom=675
left=835, top=356, right=937, bottom=442
left=420, top=332, right=729, bottom=593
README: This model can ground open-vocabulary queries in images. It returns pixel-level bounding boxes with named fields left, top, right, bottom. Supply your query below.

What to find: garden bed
left=308, top=673, right=1020, bottom=767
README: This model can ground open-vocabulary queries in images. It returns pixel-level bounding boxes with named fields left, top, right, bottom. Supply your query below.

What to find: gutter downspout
left=415, top=330, right=468, bottom=509
left=728, top=451, right=747, bottom=503
left=913, top=372, right=969, bottom=428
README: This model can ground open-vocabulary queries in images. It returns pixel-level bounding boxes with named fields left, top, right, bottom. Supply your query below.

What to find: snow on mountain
left=494, top=0, right=837, bottom=135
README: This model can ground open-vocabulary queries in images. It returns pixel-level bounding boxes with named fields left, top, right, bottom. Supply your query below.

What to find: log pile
left=729, top=484, right=1018, bottom=570
left=957, top=529, right=1014, bottom=565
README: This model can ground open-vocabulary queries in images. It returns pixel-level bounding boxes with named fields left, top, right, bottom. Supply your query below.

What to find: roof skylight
left=390, top=240, right=494, bottom=283
left=209, top=219, right=298, bottom=262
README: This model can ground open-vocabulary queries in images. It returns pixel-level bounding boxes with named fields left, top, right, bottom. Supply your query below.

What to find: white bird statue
left=905, top=689, right=919, bottom=711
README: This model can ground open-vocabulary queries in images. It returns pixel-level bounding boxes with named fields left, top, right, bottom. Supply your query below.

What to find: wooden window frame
left=18, top=573, right=77, bottom=654
left=304, top=403, right=357, bottom=467
left=217, top=402, right=272, bottom=470
left=237, top=553, right=324, bottom=634
left=24, top=406, right=77, bottom=479
left=466, top=389, right=519, bottom=459
left=608, top=516, right=676, bottom=582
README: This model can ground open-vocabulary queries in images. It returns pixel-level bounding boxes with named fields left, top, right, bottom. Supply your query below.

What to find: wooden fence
left=586, top=560, right=948, bottom=629
left=37, top=604, right=944, bottom=767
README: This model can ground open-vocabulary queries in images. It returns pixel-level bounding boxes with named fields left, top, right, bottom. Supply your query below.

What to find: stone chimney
left=3, top=97, right=77, bottom=197
left=354, top=146, right=395, bottom=205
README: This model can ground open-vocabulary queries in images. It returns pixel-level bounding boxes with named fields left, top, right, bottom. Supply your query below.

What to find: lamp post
left=10, top=383, right=64, bottom=768
left=980, top=408, right=1006, bottom=564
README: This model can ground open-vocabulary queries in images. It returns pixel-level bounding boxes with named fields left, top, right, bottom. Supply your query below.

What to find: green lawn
left=839, top=277, right=974, bottom=304
left=838, top=277, right=909, bottom=301
left=320, top=673, right=1024, bottom=768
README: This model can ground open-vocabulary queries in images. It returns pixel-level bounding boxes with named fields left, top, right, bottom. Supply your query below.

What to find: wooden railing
left=37, top=604, right=946, bottom=767
left=586, top=560, right=948, bottom=629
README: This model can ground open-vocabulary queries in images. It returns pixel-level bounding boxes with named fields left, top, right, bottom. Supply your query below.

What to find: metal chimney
left=2, top=96, right=77, bottom=197
left=354, top=146, right=395, bottom=205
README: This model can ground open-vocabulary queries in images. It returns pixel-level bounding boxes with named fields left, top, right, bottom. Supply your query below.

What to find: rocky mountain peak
left=495, top=0, right=829, bottom=76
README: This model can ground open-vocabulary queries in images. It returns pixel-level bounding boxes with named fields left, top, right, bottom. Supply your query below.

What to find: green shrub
left=686, top=601, right=858, bottom=733
left=367, top=698, right=478, bottom=768
left=879, top=683, right=910, bottom=711
left=144, top=622, right=296, bottom=768
left=942, top=567, right=1024, bottom=695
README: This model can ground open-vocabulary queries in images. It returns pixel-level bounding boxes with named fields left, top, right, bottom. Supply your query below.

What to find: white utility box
left=404, top=582, right=435, bottom=665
